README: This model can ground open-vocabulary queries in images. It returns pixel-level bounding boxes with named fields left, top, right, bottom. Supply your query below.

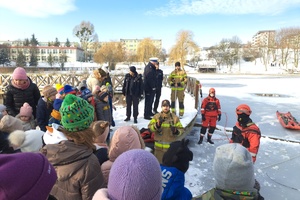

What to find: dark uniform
left=153, top=65, right=163, bottom=113
left=122, top=67, right=143, bottom=123
left=143, top=58, right=158, bottom=119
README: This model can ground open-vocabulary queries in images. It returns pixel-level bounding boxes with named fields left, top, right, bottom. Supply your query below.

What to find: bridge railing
left=0, top=73, right=201, bottom=109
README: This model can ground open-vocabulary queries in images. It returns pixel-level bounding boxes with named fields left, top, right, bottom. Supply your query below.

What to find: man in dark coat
left=122, top=66, right=143, bottom=124
left=153, top=62, right=163, bottom=114
left=143, top=57, right=158, bottom=120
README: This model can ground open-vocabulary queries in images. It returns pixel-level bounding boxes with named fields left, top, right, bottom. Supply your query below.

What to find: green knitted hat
left=60, top=94, right=94, bottom=132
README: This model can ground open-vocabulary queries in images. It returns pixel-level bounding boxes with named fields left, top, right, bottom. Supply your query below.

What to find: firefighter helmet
left=236, top=104, right=252, bottom=115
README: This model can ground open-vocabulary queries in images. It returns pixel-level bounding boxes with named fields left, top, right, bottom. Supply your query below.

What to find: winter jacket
left=148, top=111, right=184, bottom=145
left=143, top=62, right=157, bottom=93
left=156, top=69, right=164, bottom=89
left=122, top=73, right=143, bottom=97
left=161, top=165, right=192, bottom=200
left=230, top=119, right=261, bottom=162
left=168, top=69, right=187, bottom=91
left=201, top=96, right=221, bottom=117
left=41, top=140, right=104, bottom=200
left=101, top=126, right=145, bottom=187
left=87, top=71, right=101, bottom=92
left=193, top=188, right=261, bottom=200
left=95, top=99, right=112, bottom=125
left=36, top=97, right=53, bottom=132
left=4, top=78, right=40, bottom=117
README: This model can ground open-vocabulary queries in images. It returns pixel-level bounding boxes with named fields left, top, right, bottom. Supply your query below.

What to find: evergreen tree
left=54, top=38, right=60, bottom=47
left=29, top=49, right=38, bottom=66
left=65, top=38, right=71, bottom=47
left=16, top=51, right=26, bottom=67
left=47, top=53, right=55, bottom=67
left=30, top=34, right=39, bottom=46
left=23, top=38, right=30, bottom=46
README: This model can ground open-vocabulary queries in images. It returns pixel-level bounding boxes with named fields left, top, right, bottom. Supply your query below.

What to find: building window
left=42, top=56, right=46, bottom=61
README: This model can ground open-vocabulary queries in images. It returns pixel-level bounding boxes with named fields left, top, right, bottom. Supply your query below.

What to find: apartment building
left=0, top=40, right=84, bottom=63
left=120, top=38, right=162, bottom=55
left=252, top=30, right=275, bottom=47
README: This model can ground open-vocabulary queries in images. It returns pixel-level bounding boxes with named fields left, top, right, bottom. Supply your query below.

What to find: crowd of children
left=0, top=66, right=264, bottom=200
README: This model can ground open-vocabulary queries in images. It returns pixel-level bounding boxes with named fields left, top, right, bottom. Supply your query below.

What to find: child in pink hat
left=16, top=102, right=37, bottom=131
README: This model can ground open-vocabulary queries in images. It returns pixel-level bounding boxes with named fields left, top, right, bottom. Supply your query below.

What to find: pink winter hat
left=0, top=152, right=57, bottom=200
left=19, top=102, right=33, bottom=117
left=12, top=67, right=28, bottom=80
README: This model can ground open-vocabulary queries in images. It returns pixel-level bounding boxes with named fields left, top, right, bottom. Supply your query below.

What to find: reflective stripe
left=249, top=152, right=257, bottom=157
left=154, top=142, right=170, bottom=148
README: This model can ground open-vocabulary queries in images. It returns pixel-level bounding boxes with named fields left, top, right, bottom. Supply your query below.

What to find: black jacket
left=4, top=78, right=41, bottom=117
left=156, top=69, right=163, bottom=89
left=122, top=73, right=143, bottom=97
left=143, top=62, right=157, bottom=92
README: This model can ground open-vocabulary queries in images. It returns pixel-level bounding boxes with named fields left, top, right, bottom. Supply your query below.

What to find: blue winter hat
left=64, top=85, right=76, bottom=95
left=80, top=88, right=93, bottom=101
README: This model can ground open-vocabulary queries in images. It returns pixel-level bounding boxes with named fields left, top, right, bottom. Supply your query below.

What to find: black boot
left=197, top=135, right=204, bottom=144
left=207, top=134, right=214, bottom=144
left=124, top=117, right=130, bottom=121
left=134, top=118, right=138, bottom=124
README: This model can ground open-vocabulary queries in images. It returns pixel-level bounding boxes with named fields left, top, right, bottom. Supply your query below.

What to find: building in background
left=251, top=30, right=275, bottom=47
left=120, top=39, right=162, bottom=55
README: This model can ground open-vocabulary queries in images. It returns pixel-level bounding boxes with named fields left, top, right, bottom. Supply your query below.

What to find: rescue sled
left=276, top=111, right=300, bottom=130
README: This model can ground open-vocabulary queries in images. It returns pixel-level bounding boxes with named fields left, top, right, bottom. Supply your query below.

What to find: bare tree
left=94, top=41, right=125, bottom=70
left=168, top=30, right=199, bottom=68
left=73, top=21, right=98, bottom=62
left=136, top=38, right=159, bottom=65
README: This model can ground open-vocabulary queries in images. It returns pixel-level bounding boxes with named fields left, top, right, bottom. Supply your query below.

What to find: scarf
left=11, top=79, right=30, bottom=90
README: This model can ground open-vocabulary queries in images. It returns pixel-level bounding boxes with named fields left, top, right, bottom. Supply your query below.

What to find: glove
left=171, top=126, right=179, bottom=135
left=177, top=82, right=182, bottom=87
left=202, top=114, right=206, bottom=121
left=218, top=114, right=221, bottom=121
left=156, top=122, right=161, bottom=129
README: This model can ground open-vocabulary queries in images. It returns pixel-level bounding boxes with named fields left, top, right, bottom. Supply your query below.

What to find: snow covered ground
left=110, top=62, right=300, bottom=200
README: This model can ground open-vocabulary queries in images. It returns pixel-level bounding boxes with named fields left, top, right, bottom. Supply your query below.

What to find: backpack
left=139, top=128, right=154, bottom=143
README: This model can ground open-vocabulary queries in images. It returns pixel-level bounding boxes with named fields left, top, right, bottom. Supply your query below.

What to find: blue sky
left=1, top=0, right=300, bottom=51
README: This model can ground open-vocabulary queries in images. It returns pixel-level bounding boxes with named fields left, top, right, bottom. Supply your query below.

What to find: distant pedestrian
left=143, top=57, right=158, bottom=120
left=153, top=62, right=164, bottom=114
left=4, top=67, right=40, bottom=118
left=122, top=66, right=143, bottom=124
left=198, top=88, right=221, bottom=144
left=230, top=104, right=261, bottom=163
left=167, top=62, right=187, bottom=118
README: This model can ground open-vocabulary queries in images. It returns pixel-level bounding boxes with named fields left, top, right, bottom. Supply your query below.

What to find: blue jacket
left=161, top=165, right=192, bottom=200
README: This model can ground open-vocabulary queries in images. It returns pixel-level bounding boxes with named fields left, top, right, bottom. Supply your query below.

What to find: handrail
left=0, top=73, right=200, bottom=109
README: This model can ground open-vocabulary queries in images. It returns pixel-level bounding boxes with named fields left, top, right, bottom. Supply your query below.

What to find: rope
left=221, top=111, right=231, bottom=142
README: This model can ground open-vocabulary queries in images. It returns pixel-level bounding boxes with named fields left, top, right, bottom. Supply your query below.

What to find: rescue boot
left=197, top=135, right=204, bottom=144
left=207, top=134, right=214, bottom=144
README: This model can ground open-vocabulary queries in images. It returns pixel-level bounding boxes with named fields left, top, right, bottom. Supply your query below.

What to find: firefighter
left=167, top=62, right=187, bottom=118
left=198, top=88, right=221, bottom=144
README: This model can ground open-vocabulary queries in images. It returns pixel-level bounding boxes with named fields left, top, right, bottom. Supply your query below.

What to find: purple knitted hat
left=108, top=149, right=162, bottom=200
left=0, top=152, right=57, bottom=200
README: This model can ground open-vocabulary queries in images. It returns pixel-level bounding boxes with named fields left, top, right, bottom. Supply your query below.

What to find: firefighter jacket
left=168, top=69, right=187, bottom=91
left=148, top=111, right=184, bottom=145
